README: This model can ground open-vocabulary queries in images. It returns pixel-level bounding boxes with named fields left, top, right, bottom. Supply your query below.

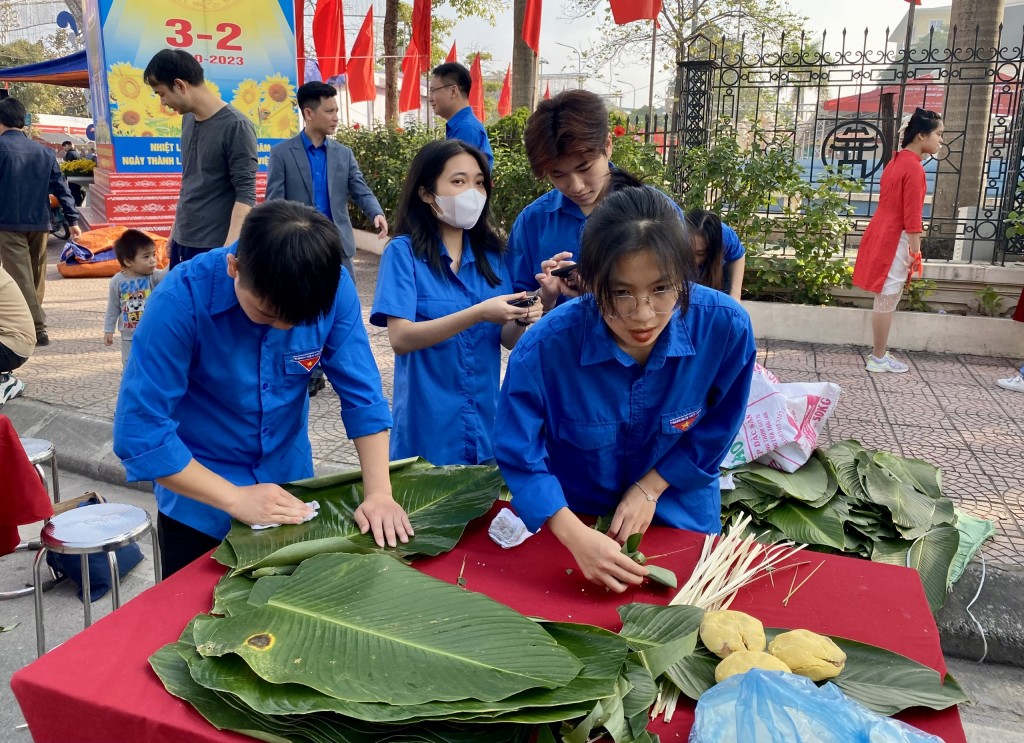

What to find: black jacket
left=0, top=129, right=79, bottom=231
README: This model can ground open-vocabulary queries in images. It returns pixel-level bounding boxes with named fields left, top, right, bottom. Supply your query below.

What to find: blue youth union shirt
left=493, top=285, right=756, bottom=535
left=506, top=186, right=685, bottom=292
left=113, top=246, right=391, bottom=539
left=371, top=233, right=512, bottom=465
left=445, top=106, right=494, bottom=170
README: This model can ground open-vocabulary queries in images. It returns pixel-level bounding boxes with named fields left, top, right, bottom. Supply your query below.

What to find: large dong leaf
left=192, top=553, right=583, bottom=706
left=183, top=621, right=624, bottom=724
left=215, top=463, right=503, bottom=575
left=872, top=452, right=943, bottom=501
left=151, top=643, right=535, bottom=743
left=871, top=527, right=960, bottom=613
left=822, top=440, right=869, bottom=503
left=732, top=456, right=836, bottom=507
left=616, top=604, right=704, bottom=679
left=760, top=500, right=846, bottom=550
left=858, top=458, right=938, bottom=530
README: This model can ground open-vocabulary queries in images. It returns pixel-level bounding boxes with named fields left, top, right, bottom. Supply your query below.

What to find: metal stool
left=20, top=438, right=60, bottom=504
left=32, top=503, right=161, bottom=656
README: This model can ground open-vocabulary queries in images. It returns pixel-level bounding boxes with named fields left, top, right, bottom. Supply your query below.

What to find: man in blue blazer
left=266, top=81, right=388, bottom=396
left=266, top=81, right=388, bottom=280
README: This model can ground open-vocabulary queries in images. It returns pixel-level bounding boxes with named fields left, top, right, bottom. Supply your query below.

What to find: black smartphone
left=507, top=295, right=539, bottom=308
left=550, top=263, right=578, bottom=279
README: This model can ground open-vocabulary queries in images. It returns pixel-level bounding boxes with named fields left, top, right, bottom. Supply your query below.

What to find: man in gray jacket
left=265, top=81, right=387, bottom=280
left=0, top=97, right=80, bottom=347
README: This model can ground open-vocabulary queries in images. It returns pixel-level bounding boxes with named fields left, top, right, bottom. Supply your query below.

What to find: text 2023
left=193, top=55, right=245, bottom=66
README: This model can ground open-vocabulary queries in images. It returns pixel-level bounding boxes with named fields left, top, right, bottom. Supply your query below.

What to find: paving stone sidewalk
left=12, top=239, right=1024, bottom=568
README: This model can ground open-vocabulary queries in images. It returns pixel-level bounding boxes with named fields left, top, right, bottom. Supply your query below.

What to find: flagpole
left=647, top=18, right=658, bottom=115
left=896, top=0, right=917, bottom=118
left=342, top=77, right=351, bottom=128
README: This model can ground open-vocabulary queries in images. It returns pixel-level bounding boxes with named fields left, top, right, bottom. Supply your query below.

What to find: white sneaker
left=866, top=353, right=910, bottom=374
left=0, top=373, right=25, bottom=404
left=997, top=374, right=1024, bottom=393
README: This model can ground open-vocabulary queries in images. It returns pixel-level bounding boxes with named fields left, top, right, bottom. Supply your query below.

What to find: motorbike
left=49, top=194, right=70, bottom=240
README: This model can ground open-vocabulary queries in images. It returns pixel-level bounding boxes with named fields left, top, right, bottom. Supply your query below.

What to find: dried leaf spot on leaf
left=245, top=633, right=275, bottom=651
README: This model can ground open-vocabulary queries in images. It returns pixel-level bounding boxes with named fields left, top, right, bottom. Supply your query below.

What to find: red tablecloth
left=0, top=414, right=53, bottom=555
left=12, top=504, right=966, bottom=743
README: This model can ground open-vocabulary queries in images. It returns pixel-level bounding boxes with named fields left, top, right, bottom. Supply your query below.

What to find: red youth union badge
left=670, top=410, right=700, bottom=432
left=292, top=351, right=322, bottom=372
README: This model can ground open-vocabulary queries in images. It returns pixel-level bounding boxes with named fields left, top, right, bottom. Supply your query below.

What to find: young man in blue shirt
left=113, top=201, right=412, bottom=577
left=429, top=62, right=494, bottom=170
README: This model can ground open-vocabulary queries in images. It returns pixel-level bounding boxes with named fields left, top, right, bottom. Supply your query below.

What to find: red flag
left=497, top=65, right=512, bottom=117
left=295, top=0, right=305, bottom=85
left=446, top=41, right=458, bottom=63
left=347, top=7, right=375, bottom=103
left=523, top=0, right=541, bottom=54
left=412, top=0, right=431, bottom=77
left=543, top=81, right=551, bottom=100
left=469, top=53, right=485, bottom=122
left=609, top=0, right=662, bottom=24
left=312, top=0, right=345, bottom=80
left=399, top=39, right=421, bottom=113
left=905, top=0, right=921, bottom=4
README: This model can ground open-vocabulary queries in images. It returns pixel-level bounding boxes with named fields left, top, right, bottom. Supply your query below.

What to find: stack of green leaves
left=722, top=440, right=960, bottom=612
left=150, top=552, right=660, bottom=743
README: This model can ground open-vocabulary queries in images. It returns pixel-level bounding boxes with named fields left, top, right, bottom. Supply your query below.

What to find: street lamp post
left=555, top=42, right=584, bottom=89
left=618, top=80, right=638, bottom=110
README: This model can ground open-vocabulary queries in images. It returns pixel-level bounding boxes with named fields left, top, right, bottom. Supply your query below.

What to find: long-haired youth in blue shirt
left=494, top=187, right=756, bottom=593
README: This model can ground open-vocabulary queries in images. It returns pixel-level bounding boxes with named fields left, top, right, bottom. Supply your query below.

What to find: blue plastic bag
left=689, top=669, right=943, bottom=743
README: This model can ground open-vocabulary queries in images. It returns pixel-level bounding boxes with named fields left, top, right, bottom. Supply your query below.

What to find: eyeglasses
left=609, top=289, right=680, bottom=317
left=428, top=83, right=456, bottom=94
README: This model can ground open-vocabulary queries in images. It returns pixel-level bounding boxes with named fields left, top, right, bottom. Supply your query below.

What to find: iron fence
left=626, top=26, right=1024, bottom=264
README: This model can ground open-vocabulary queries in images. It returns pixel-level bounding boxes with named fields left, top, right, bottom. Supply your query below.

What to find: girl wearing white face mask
left=371, top=140, right=540, bottom=465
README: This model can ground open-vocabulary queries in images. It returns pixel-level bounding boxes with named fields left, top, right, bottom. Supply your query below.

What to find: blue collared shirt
left=506, top=186, right=685, bottom=292
left=370, top=234, right=512, bottom=465
left=493, top=286, right=756, bottom=535
left=113, top=246, right=391, bottom=539
left=445, top=106, right=494, bottom=170
left=300, top=130, right=332, bottom=220
left=697, top=223, right=746, bottom=294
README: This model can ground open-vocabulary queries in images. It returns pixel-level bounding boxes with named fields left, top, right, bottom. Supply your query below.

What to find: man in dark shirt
left=428, top=62, right=494, bottom=170
left=61, top=141, right=80, bottom=162
left=0, top=98, right=80, bottom=347
left=144, top=49, right=257, bottom=267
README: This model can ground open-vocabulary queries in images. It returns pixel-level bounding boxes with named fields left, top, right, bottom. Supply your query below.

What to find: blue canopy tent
left=0, top=50, right=88, bottom=88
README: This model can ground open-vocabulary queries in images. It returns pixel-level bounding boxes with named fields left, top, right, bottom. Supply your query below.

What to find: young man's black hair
left=0, top=97, right=27, bottom=128
left=113, top=229, right=157, bottom=267
left=61, top=140, right=72, bottom=148
left=296, top=81, right=337, bottom=113
left=430, top=62, right=472, bottom=96
left=235, top=201, right=344, bottom=326
left=143, top=49, right=205, bottom=88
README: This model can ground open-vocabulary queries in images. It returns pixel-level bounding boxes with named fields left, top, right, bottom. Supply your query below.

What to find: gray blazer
left=265, top=135, right=383, bottom=260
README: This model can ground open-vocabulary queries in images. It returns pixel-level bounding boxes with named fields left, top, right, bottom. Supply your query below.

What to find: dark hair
left=605, top=168, right=645, bottom=192
left=0, top=97, right=27, bottom=128
left=297, top=81, right=337, bottom=113
left=430, top=62, right=472, bottom=96
left=902, top=107, right=942, bottom=148
left=143, top=49, right=204, bottom=88
left=393, top=140, right=505, bottom=287
left=235, top=201, right=343, bottom=326
left=579, top=186, right=693, bottom=317
left=62, top=140, right=73, bottom=147
left=685, top=210, right=725, bottom=291
left=523, top=89, right=610, bottom=178
left=113, top=229, right=156, bottom=267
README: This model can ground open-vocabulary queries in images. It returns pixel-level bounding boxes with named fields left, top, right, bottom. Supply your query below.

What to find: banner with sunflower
left=86, top=0, right=299, bottom=173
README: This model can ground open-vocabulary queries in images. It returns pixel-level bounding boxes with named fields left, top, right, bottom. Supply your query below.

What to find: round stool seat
left=19, top=438, right=55, bottom=465
left=41, top=503, right=152, bottom=555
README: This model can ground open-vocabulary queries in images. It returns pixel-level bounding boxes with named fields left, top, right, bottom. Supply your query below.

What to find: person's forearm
left=156, top=460, right=242, bottom=512
left=387, top=308, right=483, bottom=355
left=637, top=468, right=670, bottom=500
left=224, top=202, right=252, bottom=245
left=352, top=431, right=393, bottom=497
left=907, top=233, right=922, bottom=253
left=500, top=320, right=528, bottom=349
left=727, top=258, right=745, bottom=300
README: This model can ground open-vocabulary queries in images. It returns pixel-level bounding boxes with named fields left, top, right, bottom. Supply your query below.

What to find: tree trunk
left=927, top=0, right=1005, bottom=259
left=383, top=0, right=399, bottom=125
left=511, top=0, right=536, bottom=111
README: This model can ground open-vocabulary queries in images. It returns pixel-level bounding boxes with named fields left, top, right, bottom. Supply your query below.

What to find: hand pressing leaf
left=621, top=533, right=677, bottom=588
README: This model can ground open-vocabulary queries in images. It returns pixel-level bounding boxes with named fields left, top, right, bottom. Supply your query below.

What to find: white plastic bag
left=722, top=365, right=841, bottom=473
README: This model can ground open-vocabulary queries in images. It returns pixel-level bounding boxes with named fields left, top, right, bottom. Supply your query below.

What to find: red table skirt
left=12, top=504, right=965, bottom=742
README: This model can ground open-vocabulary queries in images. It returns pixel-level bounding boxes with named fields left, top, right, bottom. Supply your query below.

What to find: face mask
left=432, top=189, right=487, bottom=230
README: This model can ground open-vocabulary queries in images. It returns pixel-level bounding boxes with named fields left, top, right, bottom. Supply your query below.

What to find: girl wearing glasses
left=493, top=186, right=756, bottom=593
left=853, top=107, right=943, bottom=373
left=371, top=140, right=539, bottom=466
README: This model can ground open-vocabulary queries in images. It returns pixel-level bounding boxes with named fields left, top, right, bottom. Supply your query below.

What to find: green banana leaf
left=871, top=527, right=960, bottom=612
left=211, top=573, right=258, bottom=616
left=663, top=625, right=968, bottom=716
left=179, top=621, right=624, bottom=724
left=760, top=500, right=846, bottom=550
left=214, top=463, right=503, bottom=575
left=193, top=553, right=583, bottom=706
left=151, top=642, right=536, bottom=743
